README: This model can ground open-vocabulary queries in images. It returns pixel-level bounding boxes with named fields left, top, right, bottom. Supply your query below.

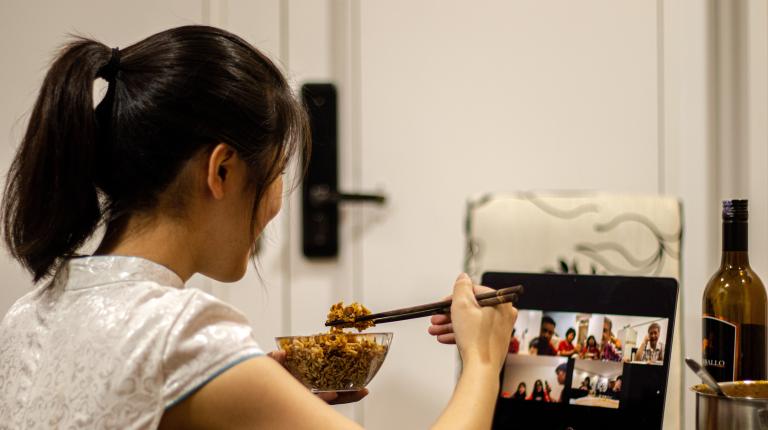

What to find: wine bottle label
left=702, top=316, right=737, bottom=381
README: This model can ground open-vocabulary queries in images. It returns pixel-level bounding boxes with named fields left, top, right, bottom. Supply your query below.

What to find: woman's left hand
left=316, top=389, right=369, bottom=405
left=267, top=350, right=369, bottom=404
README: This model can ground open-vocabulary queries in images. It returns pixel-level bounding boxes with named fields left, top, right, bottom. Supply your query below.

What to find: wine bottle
left=703, top=199, right=767, bottom=381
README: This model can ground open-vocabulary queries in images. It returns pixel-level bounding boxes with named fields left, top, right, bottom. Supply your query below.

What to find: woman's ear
left=207, top=143, right=236, bottom=200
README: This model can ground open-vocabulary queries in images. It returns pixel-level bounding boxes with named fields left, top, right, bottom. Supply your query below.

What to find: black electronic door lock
left=301, top=83, right=386, bottom=258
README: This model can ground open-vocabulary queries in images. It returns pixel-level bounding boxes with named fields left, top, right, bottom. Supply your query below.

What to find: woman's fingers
left=429, top=316, right=456, bottom=344
left=430, top=313, right=451, bottom=325
left=428, top=322, right=453, bottom=336
left=427, top=277, right=468, bottom=344
left=428, top=275, right=499, bottom=346
left=329, top=389, right=369, bottom=404
left=472, top=283, right=496, bottom=296
left=429, top=318, right=455, bottom=344
left=436, top=333, right=456, bottom=344
left=451, top=273, right=474, bottom=306
left=267, top=350, right=286, bottom=365
left=316, top=389, right=369, bottom=405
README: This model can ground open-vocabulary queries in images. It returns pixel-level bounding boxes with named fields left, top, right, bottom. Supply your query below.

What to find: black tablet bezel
left=482, top=272, right=678, bottom=430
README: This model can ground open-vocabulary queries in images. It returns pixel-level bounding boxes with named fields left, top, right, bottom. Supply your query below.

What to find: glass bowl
left=275, top=332, right=393, bottom=392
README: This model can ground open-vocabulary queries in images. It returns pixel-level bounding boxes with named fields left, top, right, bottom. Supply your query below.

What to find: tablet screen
left=482, top=273, right=677, bottom=430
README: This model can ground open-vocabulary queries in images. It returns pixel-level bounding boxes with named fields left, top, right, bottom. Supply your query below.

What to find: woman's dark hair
left=3, top=25, right=309, bottom=282
left=517, top=382, right=526, bottom=391
left=565, top=328, right=576, bottom=339
left=587, top=335, right=597, bottom=346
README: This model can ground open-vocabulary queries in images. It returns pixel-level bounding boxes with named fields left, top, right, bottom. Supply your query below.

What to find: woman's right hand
left=428, top=273, right=517, bottom=370
left=428, top=274, right=518, bottom=430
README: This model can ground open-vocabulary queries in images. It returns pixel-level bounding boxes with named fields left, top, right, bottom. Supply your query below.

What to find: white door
left=356, top=2, right=662, bottom=429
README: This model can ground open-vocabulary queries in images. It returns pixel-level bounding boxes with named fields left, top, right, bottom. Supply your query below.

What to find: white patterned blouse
left=0, top=255, right=264, bottom=429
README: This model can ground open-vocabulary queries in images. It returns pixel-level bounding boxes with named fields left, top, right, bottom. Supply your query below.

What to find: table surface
left=570, top=396, right=620, bottom=409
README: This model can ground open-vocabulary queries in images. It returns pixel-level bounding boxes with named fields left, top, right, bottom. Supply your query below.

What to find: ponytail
left=3, top=38, right=111, bottom=282
left=3, top=26, right=310, bottom=283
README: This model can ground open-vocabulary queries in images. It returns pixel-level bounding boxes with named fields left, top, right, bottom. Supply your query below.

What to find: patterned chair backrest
left=465, top=192, right=683, bottom=430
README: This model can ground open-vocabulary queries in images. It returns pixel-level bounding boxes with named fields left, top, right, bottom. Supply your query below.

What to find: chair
left=465, top=191, right=683, bottom=430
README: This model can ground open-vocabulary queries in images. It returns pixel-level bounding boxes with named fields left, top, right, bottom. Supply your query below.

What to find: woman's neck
left=95, top=215, right=197, bottom=282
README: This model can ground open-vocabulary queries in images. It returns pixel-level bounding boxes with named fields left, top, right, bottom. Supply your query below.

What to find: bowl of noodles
left=275, top=302, right=393, bottom=392
left=276, top=332, right=392, bottom=392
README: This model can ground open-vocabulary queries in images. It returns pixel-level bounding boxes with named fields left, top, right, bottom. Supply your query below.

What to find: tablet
left=482, top=272, right=678, bottom=430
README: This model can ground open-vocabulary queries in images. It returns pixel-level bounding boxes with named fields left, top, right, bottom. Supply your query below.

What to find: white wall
left=0, top=0, right=203, bottom=316
left=513, top=309, right=543, bottom=353
left=571, top=360, right=623, bottom=391
left=548, top=312, right=579, bottom=345
left=588, top=314, right=606, bottom=346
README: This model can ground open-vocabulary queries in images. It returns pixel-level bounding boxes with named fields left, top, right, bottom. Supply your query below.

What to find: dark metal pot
left=693, top=381, right=768, bottom=430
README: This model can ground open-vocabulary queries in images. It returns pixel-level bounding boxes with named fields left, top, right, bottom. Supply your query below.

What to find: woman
left=557, top=327, right=577, bottom=356
left=579, top=377, right=592, bottom=392
left=600, top=319, right=622, bottom=362
left=508, top=328, right=520, bottom=353
left=527, top=380, right=551, bottom=402
left=0, top=26, right=517, bottom=429
left=609, top=376, right=622, bottom=399
left=581, top=335, right=600, bottom=359
left=512, top=382, right=527, bottom=400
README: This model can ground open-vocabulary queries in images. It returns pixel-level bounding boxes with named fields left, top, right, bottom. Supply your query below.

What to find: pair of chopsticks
left=325, top=285, right=523, bottom=327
